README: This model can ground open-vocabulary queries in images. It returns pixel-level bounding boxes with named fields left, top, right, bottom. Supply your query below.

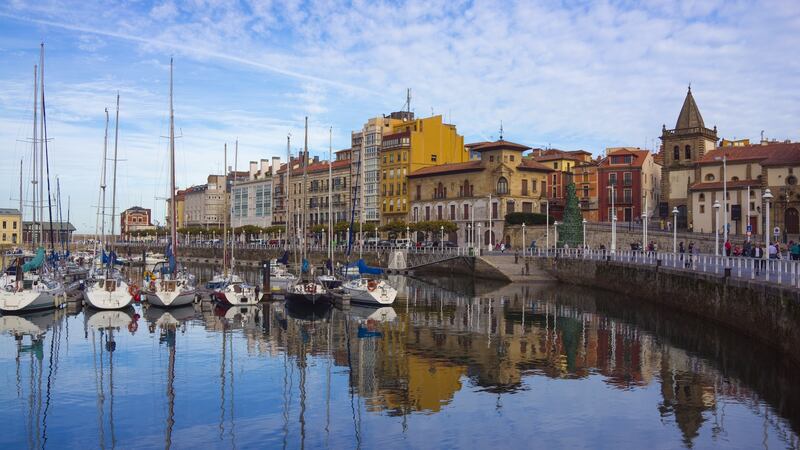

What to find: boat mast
left=109, top=93, right=120, bottom=247
left=328, top=127, right=333, bottom=273
left=41, top=43, right=56, bottom=255
left=31, top=63, right=38, bottom=248
left=18, top=159, right=23, bottom=240
left=57, top=177, right=64, bottom=255
left=223, top=143, right=228, bottom=278
left=39, top=45, right=45, bottom=249
left=231, top=138, right=238, bottom=273
left=168, top=58, right=178, bottom=266
left=302, top=117, right=308, bottom=264
left=286, top=134, right=291, bottom=253
left=97, top=109, right=109, bottom=257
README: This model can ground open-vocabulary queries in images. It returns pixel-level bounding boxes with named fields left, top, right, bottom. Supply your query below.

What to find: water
left=0, top=274, right=798, bottom=449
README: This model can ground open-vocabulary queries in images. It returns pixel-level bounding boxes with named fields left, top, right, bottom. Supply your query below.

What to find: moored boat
left=341, top=277, right=397, bottom=306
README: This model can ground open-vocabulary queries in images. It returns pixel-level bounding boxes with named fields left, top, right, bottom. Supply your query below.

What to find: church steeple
left=675, top=86, right=705, bottom=130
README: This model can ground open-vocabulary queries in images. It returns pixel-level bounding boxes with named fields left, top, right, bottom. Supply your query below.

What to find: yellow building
left=380, top=114, right=468, bottom=225
left=0, top=208, right=22, bottom=248
left=165, top=189, right=185, bottom=230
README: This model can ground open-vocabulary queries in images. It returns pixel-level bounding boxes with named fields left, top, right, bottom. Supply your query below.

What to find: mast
left=231, top=138, right=238, bottom=272
left=18, top=159, right=23, bottom=241
left=110, top=93, right=120, bottom=246
left=168, top=58, right=178, bottom=265
left=302, top=117, right=308, bottom=264
left=285, top=135, right=291, bottom=253
left=223, top=143, right=228, bottom=278
left=41, top=44, right=56, bottom=255
left=66, top=195, right=71, bottom=253
left=57, top=177, right=64, bottom=255
left=39, top=45, right=45, bottom=248
left=359, top=126, right=365, bottom=259
left=31, top=64, right=38, bottom=248
left=328, top=127, right=333, bottom=273
left=97, top=109, right=109, bottom=256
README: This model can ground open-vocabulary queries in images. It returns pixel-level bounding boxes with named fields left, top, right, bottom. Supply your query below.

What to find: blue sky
left=1, top=0, right=799, bottom=233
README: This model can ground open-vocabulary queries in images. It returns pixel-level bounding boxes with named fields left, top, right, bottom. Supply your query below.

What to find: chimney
left=313, top=155, right=320, bottom=164
left=271, top=157, right=281, bottom=175
left=249, top=161, right=257, bottom=179
left=260, top=159, right=269, bottom=177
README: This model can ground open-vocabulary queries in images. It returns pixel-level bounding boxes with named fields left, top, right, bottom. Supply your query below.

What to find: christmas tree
left=558, top=182, right=583, bottom=247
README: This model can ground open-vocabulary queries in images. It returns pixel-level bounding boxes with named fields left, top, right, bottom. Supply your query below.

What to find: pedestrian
left=769, top=242, right=778, bottom=259
left=514, top=250, right=519, bottom=264
left=525, top=259, right=530, bottom=275
left=724, top=239, right=732, bottom=257
left=792, top=241, right=800, bottom=261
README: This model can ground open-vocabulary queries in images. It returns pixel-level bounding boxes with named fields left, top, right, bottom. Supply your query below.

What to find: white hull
left=141, top=288, right=197, bottom=308
left=342, top=279, right=397, bottom=306
left=286, top=282, right=330, bottom=306
left=83, top=278, right=133, bottom=310
left=0, top=274, right=65, bottom=313
left=217, top=283, right=260, bottom=306
left=86, top=308, right=135, bottom=330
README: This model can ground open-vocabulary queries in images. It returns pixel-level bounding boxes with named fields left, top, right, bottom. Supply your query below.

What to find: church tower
left=659, top=87, right=718, bottom=228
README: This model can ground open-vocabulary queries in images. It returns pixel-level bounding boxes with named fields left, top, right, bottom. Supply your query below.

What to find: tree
left=505, top=212, right=553, bottom=225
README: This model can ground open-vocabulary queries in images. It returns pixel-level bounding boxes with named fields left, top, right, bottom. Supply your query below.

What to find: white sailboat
left=138, top=58, right=198, bottom=308
left=342, top=277, right=397, bottom=306
left=84, top=94, right=133, bottom=311
left=0, top=45, right=65, bottom=314
left=317, top=127, right=342, bottom=290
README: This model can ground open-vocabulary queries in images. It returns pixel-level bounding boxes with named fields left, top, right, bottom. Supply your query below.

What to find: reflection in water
left=0, top=276, right=798, bottom=449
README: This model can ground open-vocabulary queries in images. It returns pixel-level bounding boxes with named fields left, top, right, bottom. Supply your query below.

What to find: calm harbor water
left=0, top=274, right=798, bottom=449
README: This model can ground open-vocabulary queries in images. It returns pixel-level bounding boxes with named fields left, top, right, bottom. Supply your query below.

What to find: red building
left=528, top=149, right=593, bottom=219
left=121, top=206, right=154, bottom=237
left=598, top=148, right=657, bottom=223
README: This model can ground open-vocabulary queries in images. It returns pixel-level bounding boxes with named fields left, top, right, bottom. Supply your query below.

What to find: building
left=688, top=141, right=800, bottom=237
left=22, top=221, right=75, bottom=246
left=183, top=174, right=228, bottom=228
left=350, top=114, right=409, bottom=225
left=0, top=208, right=21, bottom=247
left=658, top=87, right=719, bottom=229
left=408, top=139, right=553, bottom=246
left=231, top=158, right=280, bottom=229
left=529, top=149, right=593, bottom=219
left=120, top=206, right=154, bottom=237
left=598, top=148, right=661, bottom=223
left=380, top=114, right=468, bottom=225
left=165, top=189, right=186, bottom=230
left=304, top=155, right=352, bottom=228
left=573, top=160, right=600, bottom=221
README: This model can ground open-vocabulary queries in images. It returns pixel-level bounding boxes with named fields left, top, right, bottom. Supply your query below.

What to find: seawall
left=536, top=256, right=800, bottom=364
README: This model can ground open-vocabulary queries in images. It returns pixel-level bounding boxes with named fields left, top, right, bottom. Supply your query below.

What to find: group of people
left=721, top=239, right=800, bottom=260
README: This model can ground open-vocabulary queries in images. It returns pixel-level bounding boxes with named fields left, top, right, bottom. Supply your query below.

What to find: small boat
left=286, top=281, right=331, bottom=307
left=269, top=262, right=298, bottom=292
left=138, top=266, right=199, bottom=308
left=316, top=274, right=342, bottom=290
left=83, top=268, right=133, bottom=310
left=341, top=277, right=397, bottom=306
left=214, top=279, right=262, bottom=306
left=0, top=250, right=65, bottom=313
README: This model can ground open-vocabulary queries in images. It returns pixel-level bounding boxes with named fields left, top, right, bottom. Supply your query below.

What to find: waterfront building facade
left=231, top=158, right=280, bottom=229
left=408, top=139, right=552, bottom=246
left=380, top=114, right=467, bottom=225
left=597, top=148, right=661, bottom=223
left=0, top=208, right=21, bottom=247
left=120, top=206, right=154, bottom=237
left=573, top=160, right=600, bottom=222
left=184, top=174, right=227, bottom=228
left=529, top=149, right=593, bottom=219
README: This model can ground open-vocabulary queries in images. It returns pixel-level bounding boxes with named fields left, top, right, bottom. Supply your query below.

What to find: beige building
left=659, top=88, right=718, bottom=229
left=408, top=139, right=553, bottom=247
left=0, top=208, right=21, bottom=247
left=231, top=158, right=280, bottom=229
left=183, top=174, right=228, bottom=228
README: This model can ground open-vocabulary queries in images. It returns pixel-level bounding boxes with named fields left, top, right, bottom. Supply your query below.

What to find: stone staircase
left=479, top=254, right=556, bottom=283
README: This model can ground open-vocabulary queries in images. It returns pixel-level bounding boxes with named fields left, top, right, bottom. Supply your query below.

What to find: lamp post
left=406, top=225, right=410, bottom=245
left=375, top=227, right=378, bottom=254
left=466, top=223, right=471, bottom=249
left=487, top=194, right=493, bottom=252
left=608, top=184, right=616, bottom=254
left=672, top=207, right=679, bottom=253
left=764, top=189, right=773, bottom=258
left=553, top=221, right=559, bottom=249
left=522, top=222, right=526, bottom=256
left=478, top=223, right=482, bottom=254
left=713, top=200, right=721, bottom=256
left=715, top=152, right=728, bottom=243
left=641, top=212, right=647, bottom=251
left=541, top=200, right=550, bottom=253
left=322, top=228, right=325, bottom=251
left=582, top=219, right=587, bottom=249
left=346, top=226, right=350, bottom=250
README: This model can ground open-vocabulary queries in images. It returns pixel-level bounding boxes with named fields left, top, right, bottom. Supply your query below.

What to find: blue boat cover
left=357, top=258, right=383, bottom=275
left=277, top=251, right=289, bottom=265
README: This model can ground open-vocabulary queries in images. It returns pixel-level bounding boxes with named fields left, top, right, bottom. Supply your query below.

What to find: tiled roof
left=689, top=179, right=760, bottom=191
left=518, top=160, right=555, bottom=172
left=0, top=208, right=21, bottom=215
left=598, top=149, right=650, bottom=169
left=469, top=140, right=531, bottom=152
left=408, top=161, right=484, bottom=178
left=698, top=143, right=800, bottom=166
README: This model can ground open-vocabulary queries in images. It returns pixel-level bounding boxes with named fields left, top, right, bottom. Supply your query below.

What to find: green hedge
left=505, top=212, right=553, bottom=225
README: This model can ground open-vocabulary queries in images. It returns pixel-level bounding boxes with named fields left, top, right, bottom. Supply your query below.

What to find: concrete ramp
left=479, top=254, right=556, bottom=283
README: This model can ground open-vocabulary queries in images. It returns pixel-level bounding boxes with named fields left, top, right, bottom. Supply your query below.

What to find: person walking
left=724, top=239, right=732, bottom=257
left=754, top=244, right=763, bottom=274
left=791, top=241, right=800, bottom=261
left=769, top=242, right=778, bottom=260
left=514, top=250, right=519, bottom=264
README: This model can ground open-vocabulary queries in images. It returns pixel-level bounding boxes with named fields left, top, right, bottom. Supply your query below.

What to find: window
left=522, top=179, right=528, bottom=195
left=425, top=206, right=430, bottom=221
left=583, top=186, right=589, bottom=198
left=700, top=204, right=705, bottom=213
left=609, top=173, right=617, bottom=186
left=496, top=177, right=509, bottom=194
left=510, top=155, right=515, bottom=161
left=437, top=205, right=442, bottom=220
left=431, top=154, right=438, bottom=162
left=522, top=202, right=532, bottom=213
left=699, top=193, right=706, bottom=202
left=623, top=172, right=632, bottom=186
left=416, top=185, right=421, bottom=200
left=553, top=162, right=558, bottom=169
left=450, top=205, right=456, bottom=220
left=541, top=180, right=546, bottom=194
left=1, top=221, right=5, bottom=229
left=673, top=146, right=680, bottom=161
left=532, top=179, right=538, bottom=192
left=382, top=171, right=386, bottom=180
left=788, top=175, right=797, bottom=185
left=583, top=172, right=588, bottom=182
left=731, top=176, right=740, bottom=181
left=623, top=188, right=632, bottom=203
left=413, top=207, right=419, bottom=222
left=463, top=204, right=470, bottom=220
left=685, top=145, right=691, bottom=160
left=489, top=155, right=494, bottom=162
left=492, top=202, right=498, bottom=219
left=507, top=200, right=515, bottom=213
left=705, top=173, right=715, bottom=181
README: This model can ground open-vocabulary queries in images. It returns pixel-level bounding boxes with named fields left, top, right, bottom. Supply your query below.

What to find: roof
left=598, top=149, right=651, bottom=169
left=23, top=221, right=76, bottom=232
left=408, top=161, right=484, bottom=178
left=517, top=160, right=555, bottom=172
left=123, top=206, right=149, bottom=212
left=0, top=208, right=21, bottom=215
left=675, top=87, right=705, bottom=130
left=698, top=142, right=800, bottom=166
left=469, top=140, right=531, bottom=152
left=689, top=179, right=759, bottom=191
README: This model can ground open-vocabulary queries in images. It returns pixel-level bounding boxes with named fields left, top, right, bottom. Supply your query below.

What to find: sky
left=1, top=0, right=799, bottom=233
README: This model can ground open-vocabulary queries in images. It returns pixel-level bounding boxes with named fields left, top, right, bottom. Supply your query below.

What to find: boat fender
left=367, top=280, right=378, bottom=292
left=128, top=284, right=141, bottom=302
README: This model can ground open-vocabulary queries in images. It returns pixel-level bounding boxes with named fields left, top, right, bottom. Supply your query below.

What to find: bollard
left=261, top=259, right=271, bottom=300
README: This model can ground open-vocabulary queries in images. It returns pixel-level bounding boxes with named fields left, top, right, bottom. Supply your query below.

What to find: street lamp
left=406, top=225, right=410, bottom=244
left=582, top=219, right=587, bottom=249
left=713, top=200, right=721, bottom=256
left=466, top=223, right=471, bottom=249
left=641, top=211, right=648, bottom=251
left=764, top=188, right=773, bottom=258
left=541, top=200, right=550, bottom=253
left=487, top=194, right=493, bottom=252
left=440, top=225, right=445, bottom=253
left=478, top=223, right=482, bottom=254
left=607, top=184, right=617, bottom=254
left=715, top=152, right=728, bottom=244
left=553, top=220, right=559, bottom=249
left=672, top=207, right=679, bottom=253
left=522, top=222, right=526, bottom=256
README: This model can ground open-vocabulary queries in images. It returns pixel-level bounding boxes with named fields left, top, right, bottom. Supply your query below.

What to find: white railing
left=533, top=247, right=800, bottom=288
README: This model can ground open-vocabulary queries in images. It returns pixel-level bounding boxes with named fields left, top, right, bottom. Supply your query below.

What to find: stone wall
left=536, top=256, right=800, bottom=364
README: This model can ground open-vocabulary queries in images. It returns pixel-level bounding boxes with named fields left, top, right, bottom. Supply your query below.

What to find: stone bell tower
left=659, top=87, right=718, bottom=227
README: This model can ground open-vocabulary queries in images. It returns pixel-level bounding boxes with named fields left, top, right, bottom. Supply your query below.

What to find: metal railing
left=533, top=247, right=800, bottom=287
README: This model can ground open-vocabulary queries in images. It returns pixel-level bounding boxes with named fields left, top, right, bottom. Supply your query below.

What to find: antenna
left=500, top=121, right=504, bottom=141
left=406, top=88, right=411, bottom=117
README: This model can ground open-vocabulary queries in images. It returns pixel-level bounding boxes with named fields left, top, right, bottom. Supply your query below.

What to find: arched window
left=685, top=145, right=691, bottom=159
left=497, top=177, right=509, bottom=194
left=699, top=193, right=706, bottom=202
left=731, top=176, right=740, bottom=181
left=673, top=146, right=680, bottom=161
left=704, top=173, right=715, bottom=181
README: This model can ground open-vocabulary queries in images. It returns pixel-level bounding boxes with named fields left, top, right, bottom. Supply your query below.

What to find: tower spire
left=499, top=121, right=504, bottom=141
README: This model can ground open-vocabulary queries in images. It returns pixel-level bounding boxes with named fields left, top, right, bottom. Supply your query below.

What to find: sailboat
left=317, top=127, right=342, bottom=290
left=84, top=96, right=134, bottom=311
left=211, top=141, right=261, bottom=306
left=0, top=44, right=65, bottom=313
left=138, top=58, right=198, bottom=308
left=286, top=117, right=330, bottom=307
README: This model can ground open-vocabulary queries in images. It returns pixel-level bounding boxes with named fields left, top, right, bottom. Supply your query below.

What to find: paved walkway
left=480, top=254, right=555, bottom=283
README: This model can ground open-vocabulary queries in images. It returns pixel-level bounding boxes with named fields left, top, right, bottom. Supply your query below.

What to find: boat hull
left=342, top=279, right=397, bottom=306
left=83, top=279, right=133, bottom=310
left=141, top=289, right=197, bottom=308
left=0, top=290, right=60, bottom=313
left=286, top=282, right=331, bottom=307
